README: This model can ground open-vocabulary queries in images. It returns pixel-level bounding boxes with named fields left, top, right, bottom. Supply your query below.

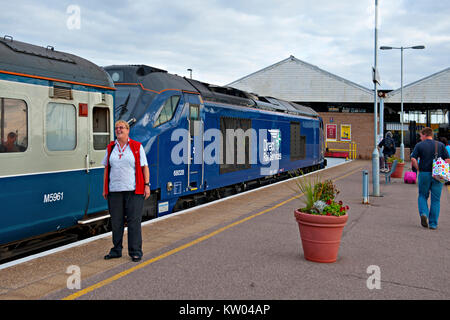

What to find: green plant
left=387, top=156, right=404, bottom=164
left=291, top=173, right=322, bottom=212
left=292, top=174, right=348, bottom=216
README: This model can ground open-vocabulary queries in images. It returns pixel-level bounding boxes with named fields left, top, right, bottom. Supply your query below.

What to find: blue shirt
left=411, top=139, right=449, bottom=172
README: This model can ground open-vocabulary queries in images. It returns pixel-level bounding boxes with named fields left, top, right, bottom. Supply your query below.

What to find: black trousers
left=107, top=191, right=144, bottom=258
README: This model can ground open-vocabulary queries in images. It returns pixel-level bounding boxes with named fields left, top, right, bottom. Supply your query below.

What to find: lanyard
left=116, top=141, right=128, bottom=159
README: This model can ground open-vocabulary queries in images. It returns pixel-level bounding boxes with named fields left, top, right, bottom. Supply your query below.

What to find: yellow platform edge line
left=63, top=166, right=363, bottom=300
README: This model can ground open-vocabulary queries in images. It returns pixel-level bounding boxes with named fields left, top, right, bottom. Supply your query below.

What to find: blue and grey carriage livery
left=0, top=37, right=115, bottom=247
left=104, top=65, right=326, bottom=217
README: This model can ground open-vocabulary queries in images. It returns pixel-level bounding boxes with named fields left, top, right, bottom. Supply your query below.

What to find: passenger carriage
left=0, top=37, right=114, bottom=249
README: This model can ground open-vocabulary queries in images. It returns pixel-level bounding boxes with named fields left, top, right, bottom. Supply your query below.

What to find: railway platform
left=1, top=159, right=449, bottom=302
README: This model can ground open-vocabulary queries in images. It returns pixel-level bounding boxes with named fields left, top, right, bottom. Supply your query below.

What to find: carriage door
left=86, top=104, right=112, bottom=213
left=185, top=93, right=204, bottom=191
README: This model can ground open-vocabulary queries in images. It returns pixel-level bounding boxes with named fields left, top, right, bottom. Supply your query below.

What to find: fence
left=325, top=140, right=357, bottom=160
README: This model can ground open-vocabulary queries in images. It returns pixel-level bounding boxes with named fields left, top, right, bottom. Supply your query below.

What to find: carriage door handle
left=85, top=155, right=90, bottom=173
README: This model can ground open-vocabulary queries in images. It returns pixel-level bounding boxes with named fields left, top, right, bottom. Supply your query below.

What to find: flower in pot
left=292, top=174, right=348, bottom=263
left=387, top=156, right=404, bottom=164
left=386, top=156, right=405, bottom=178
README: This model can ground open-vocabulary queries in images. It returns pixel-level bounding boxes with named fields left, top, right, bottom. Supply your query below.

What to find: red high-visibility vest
left=103, top=139, right=145, bottom=195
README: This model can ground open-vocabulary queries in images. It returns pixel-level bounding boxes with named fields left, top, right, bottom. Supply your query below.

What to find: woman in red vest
left=102, top=120, right=150, bottom=262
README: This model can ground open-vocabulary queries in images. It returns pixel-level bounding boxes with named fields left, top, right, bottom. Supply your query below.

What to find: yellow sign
left=341, top=124, right=351, bottom=141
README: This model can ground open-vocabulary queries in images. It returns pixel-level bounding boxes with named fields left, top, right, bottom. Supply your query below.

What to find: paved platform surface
left=1, top=160, right=449, bottom=300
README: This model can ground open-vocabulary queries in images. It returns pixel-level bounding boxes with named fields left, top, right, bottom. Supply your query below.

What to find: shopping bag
left=432, top=157, right=450, bottom=183
left=432, top=141, right=450, bottom=183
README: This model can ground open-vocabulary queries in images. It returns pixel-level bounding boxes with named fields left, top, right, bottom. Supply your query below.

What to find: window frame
left=45, top=102, right=77, bottom=152
left=153, top=95, right=181, bottom=128
left=0, top=97, right=29, bottom=154
left=92, top=106, right=111, bottom=150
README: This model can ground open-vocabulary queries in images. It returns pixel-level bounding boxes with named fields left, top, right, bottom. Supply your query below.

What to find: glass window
left=190, top=104, right=200, bottom=121
left=93, top=107, right=110, bottom=150
left=46, top=103, right=76, bottom=151
left=107, top=70, right=123, bottom=82
left=0, top=98, right=28, bottom=153
left=154, top=95, right=181, bottom=127
left=189, top=104, right=201, bottom=136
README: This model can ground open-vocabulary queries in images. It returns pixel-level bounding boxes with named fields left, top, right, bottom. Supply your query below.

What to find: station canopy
left=228, top=56, right=450, bottom=114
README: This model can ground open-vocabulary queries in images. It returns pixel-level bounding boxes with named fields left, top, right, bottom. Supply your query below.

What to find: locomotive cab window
left=0, top=98, right=28, bottom=153
left=154, top=95, right=181, bottom=127
left=189, top=104, right=200, bottom=121
left=93, top=107, right=110, bottom=150
left=189, top=104, right=200, bottom=136
left=46, top=102, right=76, bottom=151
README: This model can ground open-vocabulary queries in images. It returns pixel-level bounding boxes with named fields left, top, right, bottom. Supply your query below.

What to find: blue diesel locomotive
left=0, top=38, right=325, bottom=260
left=103, top=65, right=326, bottom=217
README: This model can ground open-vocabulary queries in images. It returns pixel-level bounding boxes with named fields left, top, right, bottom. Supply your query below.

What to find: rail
left=325, top=141, right=357, bottom=160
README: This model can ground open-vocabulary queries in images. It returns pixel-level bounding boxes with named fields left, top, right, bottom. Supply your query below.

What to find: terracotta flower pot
left=387, top=162, right=405, bottom=178
left=294, top=209, right=348, bottom=263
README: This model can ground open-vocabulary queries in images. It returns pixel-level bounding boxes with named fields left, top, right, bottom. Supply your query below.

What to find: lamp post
left=372, top=0, right=380, bottom=197
left=187, top=68, right=193, bottom=79
left=380, top=45, right=425, bottom=161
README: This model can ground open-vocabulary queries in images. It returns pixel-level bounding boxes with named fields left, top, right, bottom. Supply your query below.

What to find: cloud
left=0, top=0, right=448, bottom=90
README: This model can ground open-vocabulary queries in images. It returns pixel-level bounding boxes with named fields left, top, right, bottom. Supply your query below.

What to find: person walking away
left=378, top=131, right=396, bottom=172
left=411, top=127, right=450, bottom=230
left=102, top=120, right=151, bottom=262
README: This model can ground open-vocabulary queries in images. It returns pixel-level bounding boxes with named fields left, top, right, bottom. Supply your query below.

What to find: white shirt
left=102, top=139, right=148, bottom=192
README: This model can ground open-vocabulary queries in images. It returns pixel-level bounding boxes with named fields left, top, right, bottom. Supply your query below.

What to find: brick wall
left=318, top=112, right=411, bottom=161
left=319, top=112, right=375, bottom=160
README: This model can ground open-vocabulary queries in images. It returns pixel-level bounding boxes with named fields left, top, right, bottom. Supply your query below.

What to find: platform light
left=372, top=0, right=380, bottom=197
left=380, top=45, right=425, bottom=161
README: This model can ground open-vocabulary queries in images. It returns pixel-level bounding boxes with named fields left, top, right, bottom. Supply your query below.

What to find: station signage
left=326, top=124, right=337, bottom=141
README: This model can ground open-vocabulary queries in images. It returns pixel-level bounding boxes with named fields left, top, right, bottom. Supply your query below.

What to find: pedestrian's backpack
left=432, top=141, right=450, bottom=183
left=386, top=137, right=394, bottom=150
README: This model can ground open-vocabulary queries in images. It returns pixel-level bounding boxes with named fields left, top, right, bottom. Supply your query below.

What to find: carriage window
left=154, top=95, right=181, bottom=127
left=0, top=98, right=28, bottom=153
left=46, top=103, right=76, bottom=151
left=93, top=107, right=110, bottom=150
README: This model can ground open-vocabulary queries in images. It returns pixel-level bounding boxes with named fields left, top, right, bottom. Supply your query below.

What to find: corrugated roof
left=385, top=66, right=450, bottom=103
left=227, top=55, right=374, bottom=102
left=228, top=55, right=373, bottom=93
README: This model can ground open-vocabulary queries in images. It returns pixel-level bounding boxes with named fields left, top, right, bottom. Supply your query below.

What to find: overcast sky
left=1, top=0, right=449, bottom=91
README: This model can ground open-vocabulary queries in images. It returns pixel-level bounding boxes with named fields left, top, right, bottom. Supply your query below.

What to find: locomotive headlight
left=167, top=181, right=173, bottom=192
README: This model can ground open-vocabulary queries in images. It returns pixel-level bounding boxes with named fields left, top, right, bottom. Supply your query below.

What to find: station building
left=228, top=56, right=450, bottom=160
